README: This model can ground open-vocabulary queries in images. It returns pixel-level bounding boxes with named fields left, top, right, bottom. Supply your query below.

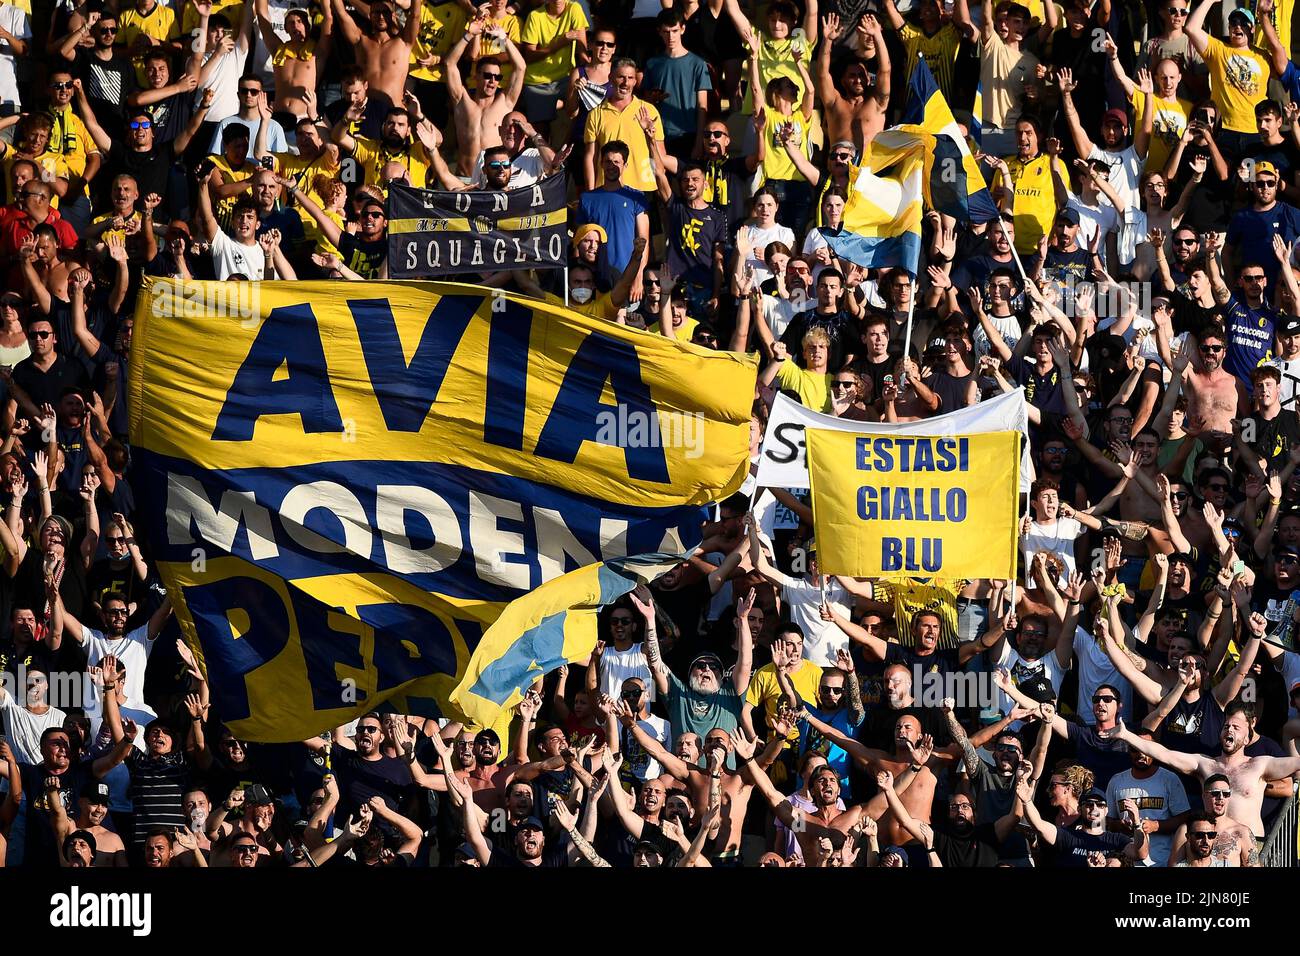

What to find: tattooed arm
left=631, top=586, right=670, bottom=697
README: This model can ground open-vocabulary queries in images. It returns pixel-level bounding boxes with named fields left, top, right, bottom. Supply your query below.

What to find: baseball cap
left=690, top=652, right=724, bottom=672
left=1255, top=160, right=1280, bottom=180
left=0, top=292, right=23, bottom=307
left=1228, top=7, right=1255, bottom=27
left=244, top=783, right=274, bottom=805
left=517, top=816, right=546, bottom=832
left=474, top=728, right=501, bottom=747
left=1276, top=544, right=1300, bottom=561
left=1056, top=206, right=1081, bottom=226
left=632, top=839, right=664, bottom=858
left=1102, top=108, right=1129, bottom=129
left=1280, top=317, right=1300, bottom=337
left=925, top=336, right=948, bottom=356
left=81, top=781, right=110, bottom=804
left=1081, top=787, right=1107, bottom=804
left=1167, top=550, right=1195, bottom=568
left=880, top=845, right=910, bottom=865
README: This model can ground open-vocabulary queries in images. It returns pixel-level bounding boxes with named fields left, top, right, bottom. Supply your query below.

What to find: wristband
left=1271, top=498, right=1283, bottom=505
left=1068, top=599, right=1082, bottom=606
left=909, top=764, right=923, bottom=774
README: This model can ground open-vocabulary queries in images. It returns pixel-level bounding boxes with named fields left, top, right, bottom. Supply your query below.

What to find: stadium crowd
left=5, top=0, right=1300, bottom=870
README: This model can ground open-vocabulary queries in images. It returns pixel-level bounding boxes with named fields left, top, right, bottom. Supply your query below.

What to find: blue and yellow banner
left=129, top=280, right=756, bottom=740
left=805, top=429, right=1020, bottom=580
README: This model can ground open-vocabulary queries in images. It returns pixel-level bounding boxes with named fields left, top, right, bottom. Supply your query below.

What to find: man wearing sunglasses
left=1182, top=324, right=1248, bottom=448
left=695, top=118, right=749, bottom=238
left=444, top=18, right=527, bottom=178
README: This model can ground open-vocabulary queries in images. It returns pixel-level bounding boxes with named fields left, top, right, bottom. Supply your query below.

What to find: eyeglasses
left=355, top=725, right=381, bottom=735
left=993, top=744, right=1022, bottom=754
left=645, top=277, right=661, bottom=285
left=1049, top=780, right=1071, bottom=789
left=1166, top=5, right=1188, bottom=13
left=239, top=87, right=261, bottom=95
left=129, top=120, right=152, bottom=130
left=610, top=616, right=634, bottom=625
left=106, top=535, right=127, bottom=544
left=27, top=330, right=52, bottom=339
left=18, top=192, right=48, bottom=202
left=485, top=161, right=511, bottom=170
left=97, top=26, right=118, bottom=33
left=1205, top=483, right=1229, bottom=492
left=361, top=210, right=385, bottom=219
left=1092, top=695, right=1118, bottom=703
left=104, top=608, right=129, bottom=617
left=1242, top=274, right=1267, bottom=282
left=1206, top=789, right=1231, bottom=798
left=232, top=844, right=259, bottom=854
left=819, top=685, right=844, bottom=695
left=832, top=151, right=854, bottom=161
left=1224, top=528, right=1242, bottom=539
left=693, top=661, right=721, bottom=673
left=1199, top=344, right=1224, bottom=353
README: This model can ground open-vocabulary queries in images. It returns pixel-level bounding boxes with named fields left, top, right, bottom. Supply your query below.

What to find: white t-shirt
left=1088, top=144, right=1142, bottom=213
left=1073, top=626, right=1132, bottom=725
left=972, top=312, right=1022, bottom=359
left=88, top=702, right=158, bottom=755
left=82, top=623, right=157, bottom=712
left=471, top=148, right=545, bottom=188
left=760, top=292, right=814, bottom=343
left=1266, top=356, right=1300, bottom=412
left=619, top=713, right=671, bottom=782
left=1066, top=193, right=1118, bottom=257
left=198, top=45, right=251, bottom=123
left=1020, top=516, right=1083, bottom=589
left=993, top=641, right=1065, bottom=723
left=0, top=4, right=31, bottom=107
left=598, top=644, right=656, bottom=703
left=210, top=229, right=266, bottom=280
left=209, top=115, right=289, bottom=164
left=741, top=223, right=797, bottom=288
left=1106, top=766, right=1189, bottom=867
left=0, top=696, right=66, bottom=765
left=781, top=576, right=852, bottom=667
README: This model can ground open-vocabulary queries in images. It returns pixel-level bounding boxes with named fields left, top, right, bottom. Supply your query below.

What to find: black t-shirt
left=1241, top=409, right=1300, bottom=473
left=700, top=155, right=748, bottom=239
left=72, top=49, right=134, bottom=131
left=781, top=308, right=853, bottom=370
left=1064, top=720, right=1132, bottom=789
left=102, top=141, right=179, bottom=219
left=933, top=822, right=1001, bottom=867
left=331, top=748, right=414, bottom=820
left=21, top=760, right=96, bottom=868
left=1049, top=825, right=1130, bottom=866
left=487, top=835, right=570, bottom=867
left=1041, top=246, right=1092, bottom=288
left=666, top=197, right=727, bottom=288
left=884, top=643, right=962, bottom=680
left=337, top=232, right=388, bottom=279
left=927, top=369, right=975, bottom=413
left=11, top=355, right=91, bottom=423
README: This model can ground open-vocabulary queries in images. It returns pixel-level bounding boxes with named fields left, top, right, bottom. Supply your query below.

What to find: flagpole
left=563, top=266, right=569, bottom=307
left=903, top=271, right=917, bottom=365
left=997, top=216, right=1029, bottom=285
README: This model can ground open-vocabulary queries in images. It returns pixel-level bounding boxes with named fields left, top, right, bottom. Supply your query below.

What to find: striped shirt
left=126, top=749, right=191, bottom=844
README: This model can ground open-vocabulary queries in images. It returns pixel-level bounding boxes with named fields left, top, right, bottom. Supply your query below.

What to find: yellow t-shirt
left=118, top=2, right=178, bottom=46
left=760, top=106, right=809, bottom=183
left=1202, top=37, right=1269, bottom=134
left=742, top=32, right=810, bottom=114
left=584, top=97, right=661, bottom=192
left=45, top=107, right=95, bottom=184
left=520, top=2, right=589, bottom=87
left=900, top=22, right=962, bottom=97
left=776, top=360, right=832, bottom=413
left=351, top=136, right=432, bottom=189
left=469, top=12, right=522, bottom=90
left=5, top=152, right=71, bottom=209
left=1253, top=0, right=1294, bottom=60
left=91, top=209, right=142, bottom=247
left=181, top=0, right=245, bottom=36
left=872, top=578, right=965, bottom=648
left=1130, top=88, right=1191, bottom=174
left=210, top=153, right=256, bottom=229
left=274, top=148, right=339, bottom=241
left=648, top=316, right=700, bottom=341
left=746, top=660, right=822, bottom=744
left=996, top=154, right=1067, bottom=255
left=544, top=290, right=618, bottom=320
left=409, top=1, right=468, bottom=84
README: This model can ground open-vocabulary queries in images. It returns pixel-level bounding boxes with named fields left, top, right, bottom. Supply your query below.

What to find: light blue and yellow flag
left=129, top=280, right=756, bottom=741
left=806, top=428, right=1021, bottom=580
left=826, top=150, right=924, bottom=273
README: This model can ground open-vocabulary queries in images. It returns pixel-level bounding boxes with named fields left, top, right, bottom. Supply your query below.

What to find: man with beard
left=451, top=768, right=573, bottom=867
left=140, top=826, right=207, bottom=868
left=287, top=177, right=388, bottom=279
left=1020, top=783, right=1141, bottom=866
left=1169, top=773, right=1257, bottom=866
left=610, top=678, right=670, bottom=785
left=617, top=720, right=767, bottom=864
left=0, top=605, right=56, bottom=679
left=1110, top=683, right=1300, bottom=842
left=696, top=117, right=749, bottom=238
left=206, top=783, right=280, bottom=866
left=329, top=0, right=423, bottom=110
left=600, top=767, right=680, bottom=864
left=644, top=583, right=751, bottom=742
left=332, top=106, right=432, bottom=190
left=1105, top=727, right=1190, bottom=866
left=986, top=612, right=1069, bottom=722
left=54, top=590, right=171, bottom=714
left=891, top=781, right=1005, bottom=868
left=302, top=713, right=413, bottom=823
left=785, top=652, right=864, bottom=794
left=650, top=159, right=726, bottom=322
left=1183, top=324, right=1248, bottom=448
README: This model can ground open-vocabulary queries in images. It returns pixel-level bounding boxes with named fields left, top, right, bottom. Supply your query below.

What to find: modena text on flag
left=386, top=174, right=568, bottom=278
left=128, top=280, right=756, bottom=740
left=806, top=428, right=1021, bottom=580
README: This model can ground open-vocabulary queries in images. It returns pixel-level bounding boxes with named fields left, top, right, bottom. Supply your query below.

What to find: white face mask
left=571, top=287, right=593, bottom=304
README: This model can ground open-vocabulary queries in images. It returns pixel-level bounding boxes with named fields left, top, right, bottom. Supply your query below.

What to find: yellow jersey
left=1202, top=37, right=1269, bottom=134
left=520, top=1, right=589, bottom=87
left=1130, top=88, right=1191, bottom=174
left=747, top=660, right=822, bottom=744
left=469, top=12, right=522, bottom=90
left=409, top=1, right=468, bottom=84
left=759, top=105, right=810, bottom=183
left=584, top=96, right=661, bottom=192
left=776, top=360, right=832, bottom=413
left=996, top=153, right=1067, bottom=255
left=899, top=22, right=962, bottom=97
left=351, top=136, right=433, bottom=189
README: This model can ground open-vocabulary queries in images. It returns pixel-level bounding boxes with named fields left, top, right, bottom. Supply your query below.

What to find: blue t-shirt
left=1226, top=202, right=1300, bottom=285
left=1223, top=293, right=1278, bottom=388
left=642, top=52, right=712, bottom=141
left=797, top=704, right=864, bottom=797
left=577, top=186, right=648, bottom=280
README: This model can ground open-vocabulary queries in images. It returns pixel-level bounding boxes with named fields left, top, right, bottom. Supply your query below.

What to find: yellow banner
left=806, top=429, right=1020, bottom=579
left=128, top=279, right=756, bottom=741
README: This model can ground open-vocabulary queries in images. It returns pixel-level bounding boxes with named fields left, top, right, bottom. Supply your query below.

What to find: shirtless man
left=330, top=0, right=423, bottom=109
left=883, top=357, right=940, bottom=422
left=1107, top=639, right=1300, bottom=841
left=445, top=18, right=526, bottom=177
left=1168, top=775, right=1257, bottom=866
left=815, top=12, right=891, bottom=154
left=255, top=0, right=332, bottom=119
left=619, top=718, right=760, bottom=864
left=68, top=781, right=128, bottom=867
left=1182, top=326, right=1247, bottom=451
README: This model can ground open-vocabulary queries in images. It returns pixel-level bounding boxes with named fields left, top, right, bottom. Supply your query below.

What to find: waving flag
left=825, top=150, right=924, bottom=273
left=898, top=59, right=999, bottom=222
